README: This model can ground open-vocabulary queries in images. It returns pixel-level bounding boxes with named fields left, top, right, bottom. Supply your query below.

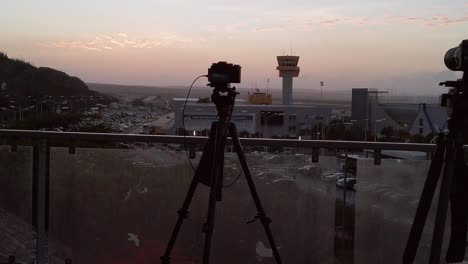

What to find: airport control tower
left=276, top=55, right=300, bottom=105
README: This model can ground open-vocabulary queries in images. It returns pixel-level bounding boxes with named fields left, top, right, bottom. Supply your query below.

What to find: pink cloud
left=357, top=17, right=371, bottom=25
left=319, top=18, right=345, bottom=25
left=44, top=33, right=197, bottom=51
left=254, top=26, right=285, bottom=32
left=388, top=14, right=468, bottom=27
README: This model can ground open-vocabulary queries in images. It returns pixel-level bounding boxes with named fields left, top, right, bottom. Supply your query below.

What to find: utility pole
left=266, top=78, right=269, bottom=94
left=320, top=81, right=324, bottom=100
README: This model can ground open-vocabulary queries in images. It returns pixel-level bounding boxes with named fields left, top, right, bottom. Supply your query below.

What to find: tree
left=130, top=98, right=145, bottom=107
left=238, top=130, right=250, bottom=138
left=380, top=126, right=395, bottom=141
left=410, top=134, right=426, bottom=143
left=379, top=126, right=411, bottom=142
left=326, top=123, right=347, bottom=140
left=344, top=126, right=366, bottom=141
left=396, top=129, right=411, bottom=142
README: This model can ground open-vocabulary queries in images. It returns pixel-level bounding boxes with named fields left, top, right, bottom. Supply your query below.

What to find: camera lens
left=444, top=47, right=461, bottom=71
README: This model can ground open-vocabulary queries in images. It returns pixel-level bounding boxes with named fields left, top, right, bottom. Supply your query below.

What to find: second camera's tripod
left=403, top=74, right=468, bottom=264
left=161, top=84, right=282, bottom=264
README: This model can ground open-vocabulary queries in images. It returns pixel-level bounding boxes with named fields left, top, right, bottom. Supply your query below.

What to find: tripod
left=161, top=85, right=282, bottom=264
left=403, top=74, right=468, bottom=264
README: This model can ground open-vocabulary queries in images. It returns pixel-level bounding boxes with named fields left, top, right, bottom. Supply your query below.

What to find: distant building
left=351, top=88, right=403, bottom=133
left=248, top=90, right=272, bottom=105
left=351, top=88, right=447, bottom=136
left=173, top=99, right=332, bottom=138
left=408, top=103, right=447, bottom=136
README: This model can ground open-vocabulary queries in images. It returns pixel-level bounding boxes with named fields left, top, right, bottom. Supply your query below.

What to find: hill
left=0, top=52, right=97, bottom=97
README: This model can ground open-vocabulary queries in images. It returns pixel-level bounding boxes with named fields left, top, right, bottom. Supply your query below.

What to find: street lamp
left=374, top=118, right=386, bottom=142
left=320, top=81, right=324, bottom=100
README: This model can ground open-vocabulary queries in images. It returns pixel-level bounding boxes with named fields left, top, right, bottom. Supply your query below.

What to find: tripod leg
left=403, top=136, right=446, bottom=264
left=429, top=140, right=455, bottom=264
left=229, top=123, right=283, bottom=264
left=161, top=178, right=199, bottom=264
left=202, top=122, right=227, bottom=264
left=446, top=155, right=468, bottom=263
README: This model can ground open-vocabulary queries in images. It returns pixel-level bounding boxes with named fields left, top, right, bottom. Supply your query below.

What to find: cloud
left=45, top=33, right=198, bottom=51
left=319, top=18, right=346, bottom=25
left=252, top=15, right=373, bottom=33
left=390, top=15, right=468, bottom=27
left=254, top=26, right=285, bottom=32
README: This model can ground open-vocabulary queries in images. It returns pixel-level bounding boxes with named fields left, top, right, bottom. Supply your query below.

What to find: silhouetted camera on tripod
left=161, top=61, right=282, bottom=264
left=404, top=40, right=468, bottom=264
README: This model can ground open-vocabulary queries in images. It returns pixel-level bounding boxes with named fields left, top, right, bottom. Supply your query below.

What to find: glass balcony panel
left=355, top=158, right=450, bottom=264
left=0, top=146, right=34, bottom=263
left=49, top=146, right=338, bottom=263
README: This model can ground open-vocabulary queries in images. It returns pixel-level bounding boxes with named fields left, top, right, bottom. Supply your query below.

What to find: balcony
left=0, top=129, right=461, bottom=263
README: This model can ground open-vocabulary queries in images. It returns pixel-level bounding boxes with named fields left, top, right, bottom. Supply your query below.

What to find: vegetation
left=130, top=98, right=145, bottom=107
left=6, top=113, right=113, bottom=133
left=0, top=51, right=97, bottom=97
left=303, top=122, right=434, bottom=143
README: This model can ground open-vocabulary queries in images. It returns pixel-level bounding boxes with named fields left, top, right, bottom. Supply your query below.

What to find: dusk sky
left=1, top=0, right=467, bottom=95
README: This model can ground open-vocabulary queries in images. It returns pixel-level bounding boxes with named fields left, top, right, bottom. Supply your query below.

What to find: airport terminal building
left=173, top=99, right=332, bottom=138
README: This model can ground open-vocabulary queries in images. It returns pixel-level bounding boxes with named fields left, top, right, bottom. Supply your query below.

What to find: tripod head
left=440, top=39, right=468, bottom=120
left=207, top=62, right=241, bottom=121
left=439, top=72, right=468, bottom=137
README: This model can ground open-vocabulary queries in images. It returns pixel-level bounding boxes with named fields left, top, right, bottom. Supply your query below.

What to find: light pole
left=374, top=118, right=386, bottom=142
left=320, top=81, right=324, bottom=100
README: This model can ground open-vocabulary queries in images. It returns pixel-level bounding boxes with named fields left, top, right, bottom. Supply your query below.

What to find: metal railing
left=0, top=129, right=437, bottom=151
left=0, top=129, right=457, bottom=264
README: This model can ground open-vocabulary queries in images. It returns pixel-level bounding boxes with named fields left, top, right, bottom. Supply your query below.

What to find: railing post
left=374, top=149, right=381, bottom=165
left=311, top=148, right=319, bottom=163
left=189, top=144, right=196, bottom=159
left=33, top=139, right=48, bottom=264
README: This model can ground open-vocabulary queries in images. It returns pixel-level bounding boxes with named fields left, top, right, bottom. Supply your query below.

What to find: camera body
left=207, top=61, right=241, bottom=87
left=444, top=40, right=468, bottom=71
